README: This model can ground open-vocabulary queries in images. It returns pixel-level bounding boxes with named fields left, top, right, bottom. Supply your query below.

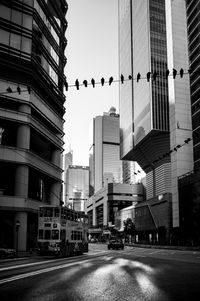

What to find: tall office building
left=89, top=107, right=123, bottom=193
left=65, top=165, right=89, bottom=212
left=63, top=150, right=73, bottom=202
left=177, top=0, right=200, bottom=244
left=118, top=0, right=193, bottom=243
left=0, top=0, right=67, bottom=251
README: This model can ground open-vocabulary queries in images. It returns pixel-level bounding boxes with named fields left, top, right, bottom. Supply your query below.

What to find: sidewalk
left=125, top=242, right=200, bottom=252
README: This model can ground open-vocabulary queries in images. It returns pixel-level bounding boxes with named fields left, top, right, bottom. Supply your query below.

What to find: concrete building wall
left=0, top=0, right=68, bottom=251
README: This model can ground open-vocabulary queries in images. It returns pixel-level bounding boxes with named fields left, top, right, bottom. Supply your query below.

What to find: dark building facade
left=0, top=0, right=68, bottom=251
left=177, top=0, right=200, bottom=246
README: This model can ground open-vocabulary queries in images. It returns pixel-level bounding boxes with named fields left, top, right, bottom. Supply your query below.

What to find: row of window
left=39, top=207, right=88, bottom=223
left=38, top=229, right=83, bottom=241
left=39, top=229, right=59, bottom=240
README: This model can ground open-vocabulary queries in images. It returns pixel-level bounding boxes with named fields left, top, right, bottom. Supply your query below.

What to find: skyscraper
left=118, top=0, right=193, bottom=243
left=89, top=107, right=123, bottom=193
left=65, top=165, right=89, bottom=212
left=177, top=0, right=200, bottom=245
left=186, top=0, right=200, bottom=170
left=0, top=0, right=67, bottom=251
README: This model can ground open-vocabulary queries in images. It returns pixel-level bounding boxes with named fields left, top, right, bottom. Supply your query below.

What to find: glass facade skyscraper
left=66, top=165, right=89, bottom=212
left=119, top=0, right=170, bottom=195
left=119, top=0, right=193, bottom=242
left=186, top=0, right=200, bottom=169
left=89, top=107, right=123, bottom=193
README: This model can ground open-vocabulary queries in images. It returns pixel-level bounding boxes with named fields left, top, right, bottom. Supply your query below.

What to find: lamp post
left=16, top=220, right=20, bottom=257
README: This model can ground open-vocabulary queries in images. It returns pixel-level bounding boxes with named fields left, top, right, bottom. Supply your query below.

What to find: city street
left=0, top=244, right=200, bottom=301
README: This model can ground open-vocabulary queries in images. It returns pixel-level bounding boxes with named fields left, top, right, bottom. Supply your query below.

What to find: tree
left=123, top=218, right=135, bottom=237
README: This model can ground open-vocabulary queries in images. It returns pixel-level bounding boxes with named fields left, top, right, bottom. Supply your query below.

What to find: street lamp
left=16, top=220, right=20, bottom=257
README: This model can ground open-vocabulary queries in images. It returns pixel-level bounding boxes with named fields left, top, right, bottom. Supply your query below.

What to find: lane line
left=0, top=252, right=109, bottom=285
left=0, top=251, right=108, bottom=272
left=0, top=259, right=93, bottom=285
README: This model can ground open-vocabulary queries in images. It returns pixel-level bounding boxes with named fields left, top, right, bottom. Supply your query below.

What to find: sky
left=64, top=0, right=119, bottom=166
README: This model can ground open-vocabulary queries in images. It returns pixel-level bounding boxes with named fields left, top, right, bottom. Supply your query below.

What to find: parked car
left=0, top=248, right=16, bottom=259
left=107, top=239, right=124, bottom=250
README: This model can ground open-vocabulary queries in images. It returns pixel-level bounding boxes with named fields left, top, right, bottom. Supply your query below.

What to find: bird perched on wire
left=75, top=79, right=79, bottom=90
left=64, top=81, right=68, bottom=91
left=83, top=80, right=88, bottom=87
left=136, top=73, right=141, bottom=82
left=109, top=77, right=113, bottom=85
left=91, top=78, right=95, bottom=88
left=101, top=77, right=105, bottom=86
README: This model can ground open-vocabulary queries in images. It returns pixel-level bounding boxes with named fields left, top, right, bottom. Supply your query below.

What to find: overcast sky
left=64, top=0, right=119, bottom=166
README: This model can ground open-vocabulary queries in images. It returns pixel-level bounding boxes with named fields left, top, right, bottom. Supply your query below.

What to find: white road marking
left=0, top=251, right=108, bottom=272
left=0, top=260, right=54, bottom=272
left=0, top=259, right=93, bottom=285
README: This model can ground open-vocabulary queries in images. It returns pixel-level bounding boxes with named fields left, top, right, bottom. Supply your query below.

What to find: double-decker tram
left=37, top=205, right=88, bottom=257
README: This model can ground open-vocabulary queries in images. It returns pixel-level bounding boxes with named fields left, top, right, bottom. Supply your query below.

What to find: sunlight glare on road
left=135, top=271, right=167, bottom=301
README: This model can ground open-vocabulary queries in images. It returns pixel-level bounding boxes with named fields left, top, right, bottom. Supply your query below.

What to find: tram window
left=60, top=230, right=66, bottom=240
left=38, top=229, right=43, bottom=239
left=66, top=210, right=71, bottom=220
left=54, top=208, right=60, bottom=217
left=44, top=208, right=53, bottom=217
left=39, top=208, right=44, bottom=217
left=44, top=223, right=51, bottom=227
left=74, top=213, right=78, bottom=222
left=61, top=208, right=67, bottom=219
left=52, top=230, right=59, bottom=240
left=44, top=230, right=51, bottom=239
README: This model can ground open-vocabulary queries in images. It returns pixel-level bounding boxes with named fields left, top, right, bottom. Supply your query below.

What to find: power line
left=0, top=68, right=192, bottom=95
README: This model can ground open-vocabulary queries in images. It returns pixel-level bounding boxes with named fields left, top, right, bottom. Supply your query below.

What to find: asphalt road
left=0, top=244, right=200, bottom=301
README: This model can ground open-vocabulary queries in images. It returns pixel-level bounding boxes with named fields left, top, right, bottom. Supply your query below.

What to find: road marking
left=0, top=260, right=54, bottom=272
left=0, top=251, right=108, bottom=272
left=0, top=258, right=94, bottom=285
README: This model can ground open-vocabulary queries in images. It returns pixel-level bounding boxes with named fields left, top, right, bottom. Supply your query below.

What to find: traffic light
left=17, top=86, right=21, bottom=94
left=101, top=77, right=105, bottom=86
left=109, top=76, right=113, bottom=85
left=136, top=73, right=141, bottom=82
left=180, top=68, right=184, bottom=78
left=83, top=80, right=88, bottom=87
left=120, top=74, right=124, bottom=84
left=166, top=69, right=170, bottom=79
left=75, top=79, right=79, bottom=90
left=146, top=72, right=151, bottom=82
left=173, top=68, right=177, bottom=79
left=91, top=78, right=95, bottom=88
